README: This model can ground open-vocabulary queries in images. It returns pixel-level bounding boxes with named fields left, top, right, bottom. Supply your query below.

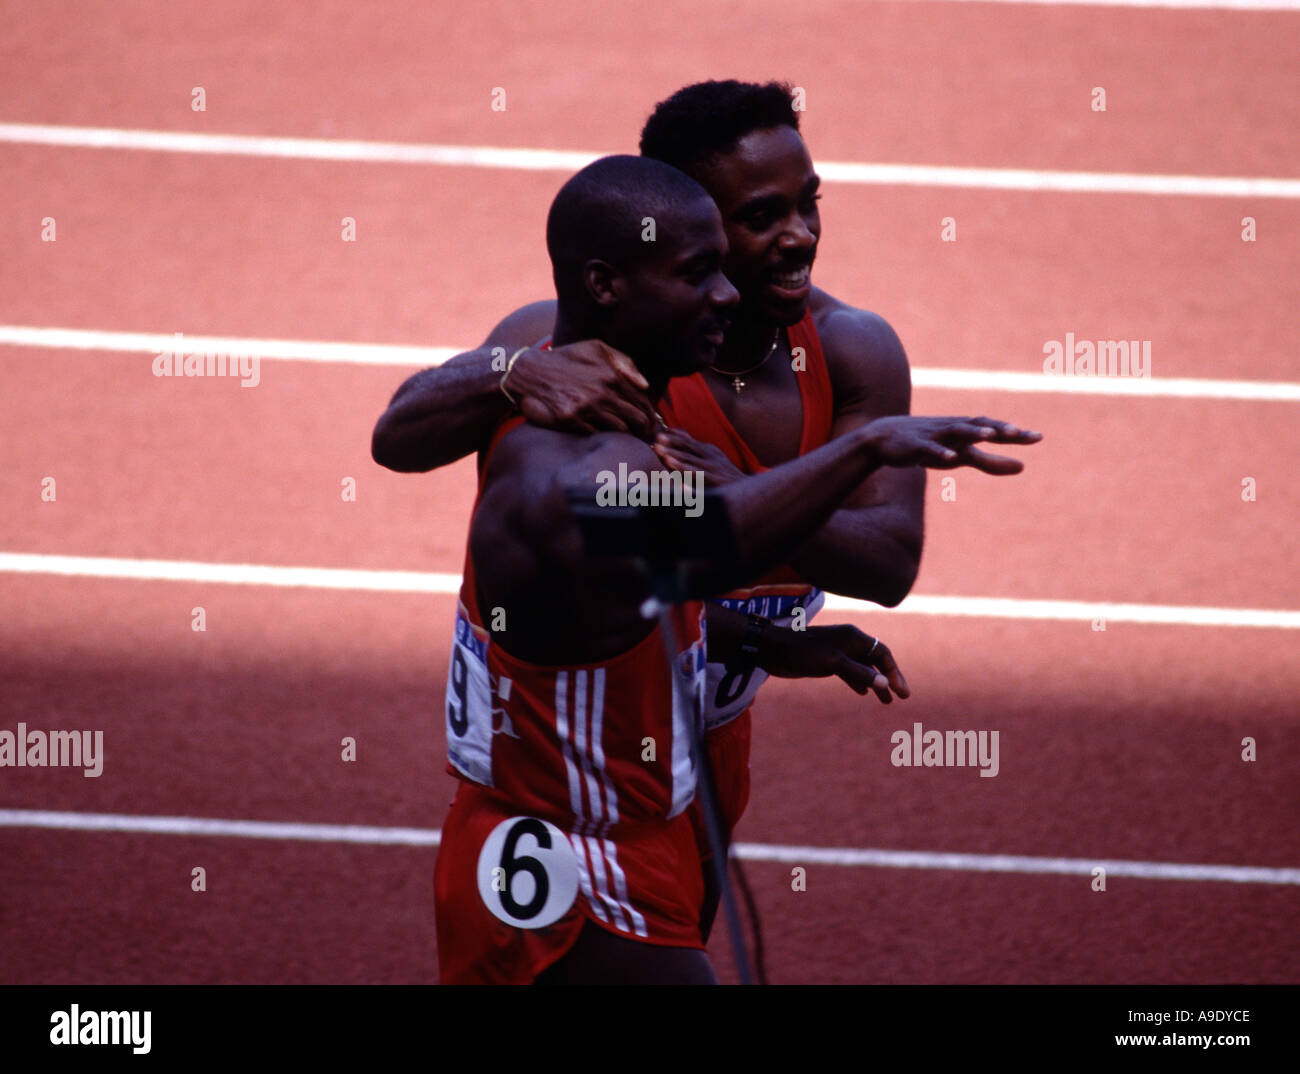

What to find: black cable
left=651, top=595, right=753, bottom=986
left=729, top=853, right=769, bottom=986
left=688, top=724, right=753, bottom=985
left=565, top=495, right=756, bottom=984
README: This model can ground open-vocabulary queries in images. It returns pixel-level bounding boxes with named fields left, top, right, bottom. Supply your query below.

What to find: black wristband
left=735, top=613, right=768, bottom=670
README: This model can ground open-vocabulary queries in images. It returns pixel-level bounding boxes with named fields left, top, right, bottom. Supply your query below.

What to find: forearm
left=371, top=348, right=512, bottom=472
left=688, top=428, right=882, bottom=596
left=703, top=603, right=791, bottom=670
left=787, top=504, right=923, bottom=606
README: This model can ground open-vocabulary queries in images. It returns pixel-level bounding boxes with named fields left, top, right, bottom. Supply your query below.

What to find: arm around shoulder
left=370, top=300, right=554, bottom=473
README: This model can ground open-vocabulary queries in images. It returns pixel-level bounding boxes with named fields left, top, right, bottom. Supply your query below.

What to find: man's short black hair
left=545, top=154, right=710, bottom=299
left=639, top=80, right=800, bottom=174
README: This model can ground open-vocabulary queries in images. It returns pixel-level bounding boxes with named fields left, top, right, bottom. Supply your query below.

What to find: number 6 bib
left=476, top=816, right=580, bottom=928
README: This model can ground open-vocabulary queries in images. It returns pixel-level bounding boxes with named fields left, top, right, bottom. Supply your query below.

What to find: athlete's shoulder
left=809, top=288, right=907, bottom=367
left=473, top=424, right=588, bottom=561
left=807, top=288, right=910, bottom=413
left=475, top=424, right=662, bottom=578
left=485, top=423, right=658, bottom=492
left=483, top=421, right=578, bottom=480
left=482, top=299, right=559, bottom=349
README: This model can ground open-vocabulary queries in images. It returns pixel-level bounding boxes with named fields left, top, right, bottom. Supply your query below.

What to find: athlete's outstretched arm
left=694, top=412, right=1036, bottom=599
left=782, top=308, right=926, bottom=605
left=371, top=300, right=658, bottom=472
left=654, top=308, right=956, bottom=605
left=535, top=413, right=1038, bottom=611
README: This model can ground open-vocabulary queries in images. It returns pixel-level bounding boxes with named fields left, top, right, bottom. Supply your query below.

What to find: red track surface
left=1, top=1, right=1297, bottom=984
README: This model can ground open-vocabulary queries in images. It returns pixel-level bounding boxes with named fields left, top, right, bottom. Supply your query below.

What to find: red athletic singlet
left=435, top=414, right=710, bottom=983
left=658, top=310, right=835, bottom=730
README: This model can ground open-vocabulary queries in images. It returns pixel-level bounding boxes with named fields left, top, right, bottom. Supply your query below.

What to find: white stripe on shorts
left=569, top=832, right=607, bottom=924
left=602, top=838, right=649, bottom=939
left=585, top=835, right=631, bottom=932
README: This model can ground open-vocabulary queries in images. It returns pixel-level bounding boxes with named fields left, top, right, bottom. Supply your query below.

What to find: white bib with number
left=445, top=609, right=503, bottom=786
left=476, top=816, right=580, bottom=929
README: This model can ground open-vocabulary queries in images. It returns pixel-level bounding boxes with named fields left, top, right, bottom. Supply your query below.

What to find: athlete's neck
left=549, top=308, right=590, bottom=352
left=714, top=312, right=782, bottom=370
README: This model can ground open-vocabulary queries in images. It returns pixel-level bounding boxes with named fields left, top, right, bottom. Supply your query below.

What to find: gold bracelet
left=499, top=347, right=528, bottom=406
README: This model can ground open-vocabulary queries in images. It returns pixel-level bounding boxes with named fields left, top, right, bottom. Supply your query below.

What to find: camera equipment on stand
left=566, top=487, right=755, bottom=985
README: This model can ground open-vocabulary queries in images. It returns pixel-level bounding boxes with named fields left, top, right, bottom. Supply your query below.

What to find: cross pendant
left=732, top=376, right=744, bottom=393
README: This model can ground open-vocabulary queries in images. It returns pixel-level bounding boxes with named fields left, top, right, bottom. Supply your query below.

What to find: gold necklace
left=707, top=328, right=781, bottom=394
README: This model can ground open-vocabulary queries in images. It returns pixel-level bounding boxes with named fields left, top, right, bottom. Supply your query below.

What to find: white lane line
left=0, top=808, right=440, bottom=846
left=1, top=123, right=1296, bottom=198
left=3, top=552, right=1298, bottom=629
left=0, top=325, right=456, bottom=368
left=816, top=161, right=1300, bottom=198
left=924, top=0, right=1300, bottom=9
left=910, top=367, right=1300, bottom=402
left=822, top=593, right=1300, bottom=629
left=0, top=123, right=598, bottom=172
left=0, top=552, right=460, bottom=594
left=2, top=808, right=1295, bottom=885
left=733, top=841, right=1300, bottom=885
left=3, top=325, right=1298, bottom=401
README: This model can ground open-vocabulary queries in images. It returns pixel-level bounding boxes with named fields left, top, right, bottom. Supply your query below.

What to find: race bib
left=445, top=609, right=505, bottom=786
left=476, top=816, right=580, bottom=929
left=701, top=589, right=824, bottom=729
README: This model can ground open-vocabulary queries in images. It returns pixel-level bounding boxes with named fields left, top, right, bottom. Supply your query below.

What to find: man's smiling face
left=692, top=125, right=822, bottom=327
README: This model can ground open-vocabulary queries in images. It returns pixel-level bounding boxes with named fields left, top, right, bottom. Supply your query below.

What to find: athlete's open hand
left=652, top=427, right=746, bottom=486
left=510, top=340, right=658, bottom=439
left=862, top=416, right=1042, bottom=474
left=761, top=623, right=908, bottom=703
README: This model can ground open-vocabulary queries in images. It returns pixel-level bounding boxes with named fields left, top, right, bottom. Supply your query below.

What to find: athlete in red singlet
left=426, top=155, right=1036, bottom=984
left=371, top=85, right=948, bottom=900
left=437, top=416, right=711, bottom=984
left=656, top=310, right=835, bottom=909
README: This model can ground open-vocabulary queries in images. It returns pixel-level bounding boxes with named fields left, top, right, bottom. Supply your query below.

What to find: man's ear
left=583, top=259, right=623, bottom=309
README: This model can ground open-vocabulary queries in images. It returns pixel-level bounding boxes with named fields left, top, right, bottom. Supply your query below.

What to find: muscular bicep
left=822, top=306, right=912, bottom=420
left=478, top=432, right=664, bottom=605
left=820, top=306, right=923, bottom=514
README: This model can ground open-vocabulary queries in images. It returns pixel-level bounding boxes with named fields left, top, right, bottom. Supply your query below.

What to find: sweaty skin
left=472, top=410, right=1033, bottom=667
left=427, top=152, right=1041, bottom=987
left=460, top=191, right=1037, bottom=664
left=372, top=127, right=927, bottom=606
